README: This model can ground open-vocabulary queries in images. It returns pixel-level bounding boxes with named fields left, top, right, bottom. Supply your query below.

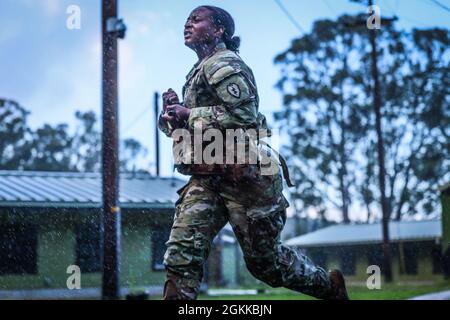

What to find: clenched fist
left=161, top=88, right=191, bottom=128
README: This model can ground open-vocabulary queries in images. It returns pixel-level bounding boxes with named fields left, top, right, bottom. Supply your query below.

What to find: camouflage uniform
left=159, top=42, right=331, bottom=300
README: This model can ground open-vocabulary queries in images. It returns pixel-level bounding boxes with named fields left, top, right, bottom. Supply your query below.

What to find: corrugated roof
left=284, top=220, right=442, bottom=247
left=0, top=170, right=186, bottom=209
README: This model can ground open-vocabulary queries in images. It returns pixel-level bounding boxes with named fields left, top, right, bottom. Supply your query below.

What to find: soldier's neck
left=195, top=41, right=226, bottom=61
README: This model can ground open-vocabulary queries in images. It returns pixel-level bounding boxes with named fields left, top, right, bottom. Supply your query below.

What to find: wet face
left=184, top=7, right=223, bottom=50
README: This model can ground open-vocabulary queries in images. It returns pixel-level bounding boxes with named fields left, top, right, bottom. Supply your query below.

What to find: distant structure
left=210, top=184, right=450, bottom=286
left=285, top=220, right=444, bottom=281
left=440, top=183, right=450, bottom=278
left=0, top=170, right=185, bottom=298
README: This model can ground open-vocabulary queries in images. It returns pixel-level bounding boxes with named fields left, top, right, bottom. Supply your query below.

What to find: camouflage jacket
left=158, top=42, right=286, bottom=180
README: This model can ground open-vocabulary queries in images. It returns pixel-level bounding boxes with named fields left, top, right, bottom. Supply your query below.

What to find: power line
left=322, top=0, right=338, bottom=15
left=123, top=105, right=151, bottom=134
left=397, top=14, right=433, bottom=27
left=382, top=0, right=397, bottom=14
left=427, top=0, right=450, bottom=13
left=273, top=0, right=306, bottom=34
left=390, top=0, right=449, bottom=28
left=382, top=0, right=433, bottom=28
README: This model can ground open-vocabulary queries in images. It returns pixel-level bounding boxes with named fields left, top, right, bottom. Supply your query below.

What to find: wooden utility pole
left=349, top=0, right=397, bottom=282
left=154, top=92, right=160, bottom=176
left=367, top=0, right=393, bottom=283
left=101, top=0, right=126, bottom=299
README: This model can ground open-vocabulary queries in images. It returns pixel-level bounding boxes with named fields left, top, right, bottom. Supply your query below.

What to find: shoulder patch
left=207, top=65, right=241, bottom=85
left=227, top=83, right=241, bottom=98
left=203, top=51, right=244, bottom=86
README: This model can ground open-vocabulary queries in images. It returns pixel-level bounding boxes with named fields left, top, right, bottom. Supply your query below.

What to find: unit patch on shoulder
left=227, top=83, right=241, bottom=98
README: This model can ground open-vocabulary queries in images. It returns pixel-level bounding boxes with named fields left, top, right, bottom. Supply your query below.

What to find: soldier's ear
left=214, top=26, right=225, bottom=39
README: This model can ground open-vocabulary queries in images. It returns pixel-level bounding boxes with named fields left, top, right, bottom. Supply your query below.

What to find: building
left=285, top=220, right=445, bottom=282
left=281, top=183, right=450, bottom=283
left=0, top=170, right=185, bottom=298
left=207, top=225, right=259, bottom=288
left=205, top=182, right=450, bottom=287
left=440, top=182, right=450, bottom=276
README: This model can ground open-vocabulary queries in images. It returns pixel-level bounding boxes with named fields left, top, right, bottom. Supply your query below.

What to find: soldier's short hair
left=198, top=5, right=241, bottom=52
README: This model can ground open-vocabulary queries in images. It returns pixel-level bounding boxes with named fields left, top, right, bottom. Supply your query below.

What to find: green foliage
left=0, top=99, right=31, bottom=170
left=24, top=123, right=73, bottom=171
left=274, top=15, right=449, bottom=222
left=0, top=98, right=147, bottom=172
left=198, top=281, right=450, bottom=300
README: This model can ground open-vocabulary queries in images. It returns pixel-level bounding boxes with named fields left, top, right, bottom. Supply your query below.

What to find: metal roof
left=284, top=220, right=442, bottom=247
left=0, top=170, right=186, bottom=209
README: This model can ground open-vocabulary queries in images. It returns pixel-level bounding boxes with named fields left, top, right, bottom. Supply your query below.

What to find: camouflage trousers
left=163, top=171, right=331, bottom=300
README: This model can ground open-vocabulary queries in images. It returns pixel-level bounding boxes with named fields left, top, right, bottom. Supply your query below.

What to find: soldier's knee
left=244, top=255, right=284, bottom=287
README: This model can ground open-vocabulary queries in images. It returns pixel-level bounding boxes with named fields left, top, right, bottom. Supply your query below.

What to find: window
left=443, top=246, right=450, bottom=277
left=367, top=245, right=383, bottom=274
left=341, top=249, right=356, bottom=276
left=76, top=222, right=101, bottom=273
left=403, top=243, right=418, bottom=275
left=151, top=226, right=171, bottom=271
left=432, top=244, right=443, bottom=274
left=309, top=249, right=327, bottom=270
left=0, top=224, right=38, bottom=275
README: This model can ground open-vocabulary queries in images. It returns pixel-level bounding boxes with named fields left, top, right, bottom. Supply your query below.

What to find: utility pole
left=367, top=0, right=393, bottom=283
left=349, top=0, right=397, bottom=282
left=154, top=92, right=160, bottom=176
left=101, top=0, right=126, bottom=299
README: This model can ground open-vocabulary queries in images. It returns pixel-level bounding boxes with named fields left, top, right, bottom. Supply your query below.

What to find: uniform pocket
left=164, top=226, right=209, bottom=269
left=247, top=210, right=285, bottom=254
left=173, top=181, right=192, bottom=220
left=164, top=227, right=195, bottom=267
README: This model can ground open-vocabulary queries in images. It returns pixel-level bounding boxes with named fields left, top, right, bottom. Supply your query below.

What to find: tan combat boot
left=163, top=273, right=198, bottom=300
left=328, top=269, right=350, bottom=300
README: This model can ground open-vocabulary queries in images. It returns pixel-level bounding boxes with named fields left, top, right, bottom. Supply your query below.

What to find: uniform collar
left=186, top=42, right=227, bottom=80
left=215, top=41, right=226, bottom=51
left=196, top=41, right=226, bottom=66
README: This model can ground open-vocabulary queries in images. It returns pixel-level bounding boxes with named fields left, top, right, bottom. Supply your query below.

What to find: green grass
left=197, top=281, right=450, bottom=300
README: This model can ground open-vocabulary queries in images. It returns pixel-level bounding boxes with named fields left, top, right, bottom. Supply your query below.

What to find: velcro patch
left=227, top=83, right=241, bottom=98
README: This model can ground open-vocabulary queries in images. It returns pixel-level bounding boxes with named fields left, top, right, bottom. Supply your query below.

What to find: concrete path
left=0, top=285, right=163, bottom=299
left=409, top=290, right=450, bottom=300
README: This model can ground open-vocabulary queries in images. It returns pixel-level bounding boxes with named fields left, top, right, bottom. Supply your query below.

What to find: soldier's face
left=184, top=8, right=221, bottom=50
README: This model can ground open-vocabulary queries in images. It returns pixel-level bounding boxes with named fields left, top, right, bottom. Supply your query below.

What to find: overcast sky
left=1, top=0, right=449, bottom=220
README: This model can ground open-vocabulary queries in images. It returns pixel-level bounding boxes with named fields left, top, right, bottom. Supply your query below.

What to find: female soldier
left=158, top=5, right=349, bottom=300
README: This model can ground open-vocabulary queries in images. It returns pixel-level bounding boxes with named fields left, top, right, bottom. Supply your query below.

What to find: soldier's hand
left=162, top=104, right=191, bottom=128
left=162, top=88, right=180, bottom=112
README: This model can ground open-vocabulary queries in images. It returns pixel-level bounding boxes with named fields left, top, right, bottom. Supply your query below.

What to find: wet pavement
left=409, top=290, right=450, bottom=300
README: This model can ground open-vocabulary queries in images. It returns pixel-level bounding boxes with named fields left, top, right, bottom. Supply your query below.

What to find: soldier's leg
left=163, top=177, right=227, bottom=300
left=227, top=202, right=332, bottom=299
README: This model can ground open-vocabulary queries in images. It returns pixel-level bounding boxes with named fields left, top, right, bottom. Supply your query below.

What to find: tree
left=0, top=101, right=149, bottom=173
left=274, top=15, right=373, bottom=223
left=23, top=124, right=73, bottom=171
left=0, top=99, right=32, bottom=170
left=361, top=28, right=450, bottom=221
left=385, top=28, right=450, bottom=220
left=71, top=111, right=102, bottom=172
left=274, top=15, right=449, bottom=222
left=120, top=138, right=147, bottom=172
